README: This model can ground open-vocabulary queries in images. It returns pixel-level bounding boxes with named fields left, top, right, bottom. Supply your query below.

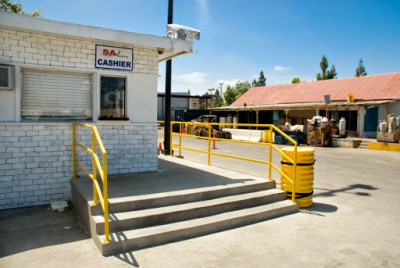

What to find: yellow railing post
left=72, top=123, right=77, bottom=179
left=179, top=122, right=182, bottom=157
left=207, top=124, right=211, bottom=166
left=170, top=122, right=173, bottom=156
left=268, top=127, right=272, bottom=181
left=73, top=123, right=110, bottom=242
left=92, top=129, right=98, bottom=204
left=102, top=153, right=111, bottom=242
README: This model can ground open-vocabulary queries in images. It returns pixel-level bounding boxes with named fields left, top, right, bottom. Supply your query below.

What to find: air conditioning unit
left=0, top=65, right=12, bottom=90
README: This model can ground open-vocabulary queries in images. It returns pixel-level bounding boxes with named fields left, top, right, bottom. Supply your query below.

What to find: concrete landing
left=73, top=155, right=265, bottom=201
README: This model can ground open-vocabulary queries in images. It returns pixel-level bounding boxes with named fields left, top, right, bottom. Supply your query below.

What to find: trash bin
left=280, top=147, right=315, bottom=208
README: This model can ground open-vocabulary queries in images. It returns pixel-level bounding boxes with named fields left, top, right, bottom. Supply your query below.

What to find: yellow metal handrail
left=72, top=123, right=111, bottom=242
left=165, top=121, right=298, bottom=203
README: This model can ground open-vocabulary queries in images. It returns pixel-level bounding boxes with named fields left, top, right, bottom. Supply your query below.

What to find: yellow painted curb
left=368, top=142, right=400, bottom=152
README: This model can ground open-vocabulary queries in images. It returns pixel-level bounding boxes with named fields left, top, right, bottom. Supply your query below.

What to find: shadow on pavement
left=300, top=202, right=338, bottom=217
left=314, top=183, right=378, bottom=198
left=114, top=251, right=140, bottom=267
left=0, top=205, right=88, bottom=258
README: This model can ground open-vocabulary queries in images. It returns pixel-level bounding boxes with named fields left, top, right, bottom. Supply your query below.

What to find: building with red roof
left=212, top=72, right=400, bottom=138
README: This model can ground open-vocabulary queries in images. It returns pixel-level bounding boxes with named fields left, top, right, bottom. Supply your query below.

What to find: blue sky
left=18, top=0, right=400, bottom=95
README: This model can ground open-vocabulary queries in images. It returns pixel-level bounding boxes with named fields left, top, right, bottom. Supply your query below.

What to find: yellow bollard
left=281, top=147, right=315, bottom=208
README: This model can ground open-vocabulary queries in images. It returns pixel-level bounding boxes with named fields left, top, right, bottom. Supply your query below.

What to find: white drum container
left=219, top=116, right=226, bottom=129
left=227, top=114, right=233, bottom=128
left=388, top=116, right=396, bottom=133
left=379, top=120, right=387, bottom=133
left=339, top=117, right=346, bottom=136
left=233, top=116, right=238, bottom=129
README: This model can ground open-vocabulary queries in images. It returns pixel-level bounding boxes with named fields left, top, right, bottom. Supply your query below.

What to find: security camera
left=166, top=24, right=200, bottom=41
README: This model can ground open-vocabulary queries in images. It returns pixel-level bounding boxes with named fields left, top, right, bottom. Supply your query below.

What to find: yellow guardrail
left=72, top=123, right=111, bottom=242
left=159, top=121, right=298, bottom=203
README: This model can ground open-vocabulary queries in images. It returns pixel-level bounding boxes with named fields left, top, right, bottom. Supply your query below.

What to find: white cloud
left=274, top=65, right=292, bottom=71
left=215, top=78, right=241, bottom=88
left=173, top=72, right=206, bottom=84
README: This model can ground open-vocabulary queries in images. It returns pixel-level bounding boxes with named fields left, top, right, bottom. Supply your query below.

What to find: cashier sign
left=95, top=45, right=133, bottom=71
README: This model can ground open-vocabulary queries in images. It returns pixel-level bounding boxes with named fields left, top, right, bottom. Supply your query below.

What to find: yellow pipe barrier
left=207, top=124, right=211, bottom=165
left=72, top=123, right=111, bottom=242
left=167, top=121, right=299, bottom=204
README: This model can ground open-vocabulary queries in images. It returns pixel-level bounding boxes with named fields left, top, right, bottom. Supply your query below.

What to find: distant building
left=211, top=72, right=400, bottom=138
left=157, top=92, right=212, bottom=121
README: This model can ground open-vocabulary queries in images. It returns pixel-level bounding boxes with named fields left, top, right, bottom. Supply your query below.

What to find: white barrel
left=339, top=117, right=346, bottom=136
left=219, top=116, right=226, bottom=128
left=233, top=116, right=238, bottom=129
left=379, top=120, right=387, bottom=133
left=388, top=116, right=395, bottom=133
left=227, top=114, right=233, bottom=128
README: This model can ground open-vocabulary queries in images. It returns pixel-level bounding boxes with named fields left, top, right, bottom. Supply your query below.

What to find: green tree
left=252, top=70, right=266, bottom=87
left=223, top=85, right=237, bottom=105
left=210, top=89, right=223, bottom=108
left=355, top=58, right=367, bottom=77
left=291, top=77, right=300, bottom=83
left=326, top=65, right=337, bottom=79
left=1, top=0, right=43, bottom=16
left=316, top=55, right=337, bottom=80
left=223, top=81, right=251, bottom=105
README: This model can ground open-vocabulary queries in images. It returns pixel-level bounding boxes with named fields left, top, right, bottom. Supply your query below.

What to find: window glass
left=100, top=76, right=125, bottom=119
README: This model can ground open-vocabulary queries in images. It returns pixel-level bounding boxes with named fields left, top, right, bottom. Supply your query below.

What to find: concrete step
left=91, top=180, right=275, bottom=215
left=358, top=141, right=370, bottom=149
left=93, top=188, right=286, bottom=233
left=95, top=200, right=298, bottom=255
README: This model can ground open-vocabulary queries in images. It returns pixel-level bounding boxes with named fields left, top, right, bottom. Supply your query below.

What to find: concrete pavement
left=1, top=146, right=400, bottom=268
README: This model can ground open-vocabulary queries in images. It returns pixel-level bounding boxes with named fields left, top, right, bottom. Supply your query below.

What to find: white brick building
left=0, top=12, right=195, bottom=209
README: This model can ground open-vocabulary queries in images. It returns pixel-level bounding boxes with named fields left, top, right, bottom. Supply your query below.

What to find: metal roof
left=211, top=100, right=396, bottom=111
left=231, top=72, right=400, bottom=107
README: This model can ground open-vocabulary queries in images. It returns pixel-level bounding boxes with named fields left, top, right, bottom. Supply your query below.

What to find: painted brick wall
left=0, top=123, right=158, bottom=209
left=0, top=26, right=158, bottom=75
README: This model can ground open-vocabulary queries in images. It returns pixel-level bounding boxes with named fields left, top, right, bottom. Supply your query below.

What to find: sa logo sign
left=103, top=49, right=120, bottom=56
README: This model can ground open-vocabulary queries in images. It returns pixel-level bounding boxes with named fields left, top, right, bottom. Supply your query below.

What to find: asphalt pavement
left=1, top=138, right=399, bottom=268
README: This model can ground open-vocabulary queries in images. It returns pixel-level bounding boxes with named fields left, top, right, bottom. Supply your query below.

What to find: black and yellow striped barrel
left=281, top=147, right=315, bottom=208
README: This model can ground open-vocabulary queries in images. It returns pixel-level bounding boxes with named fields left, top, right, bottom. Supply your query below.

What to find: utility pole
left=219, top=82, right=224, bottom=101
left=163, top=0, right=173, bottom=155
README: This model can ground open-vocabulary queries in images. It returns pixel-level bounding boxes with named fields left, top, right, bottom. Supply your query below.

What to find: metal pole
left=219, top=83, right=224, bottom=102
left=72, top=123, right=76, bottom=179
left=207, top=124, right=211, bottom=165
left=268, top=127, right=272, bottom=180
left=163, top=0, right=173, bottom=155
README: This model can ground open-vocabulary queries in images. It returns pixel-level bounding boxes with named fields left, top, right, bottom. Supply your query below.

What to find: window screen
left=21, top=69, right=92, bottom=119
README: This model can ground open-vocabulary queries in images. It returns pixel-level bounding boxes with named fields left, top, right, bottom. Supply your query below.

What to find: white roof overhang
left=0, top=11, right=195, bottom=62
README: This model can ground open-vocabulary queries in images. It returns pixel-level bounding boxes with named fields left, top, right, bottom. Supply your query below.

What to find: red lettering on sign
left=110, top=50, right=117, bottom=56
left=103, top=49, right=109, bottom=55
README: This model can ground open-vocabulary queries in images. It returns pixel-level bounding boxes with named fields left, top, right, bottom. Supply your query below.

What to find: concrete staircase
left=83, top=180, right=298, bottom=255
left=358, top=139, right=370, bottom=149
